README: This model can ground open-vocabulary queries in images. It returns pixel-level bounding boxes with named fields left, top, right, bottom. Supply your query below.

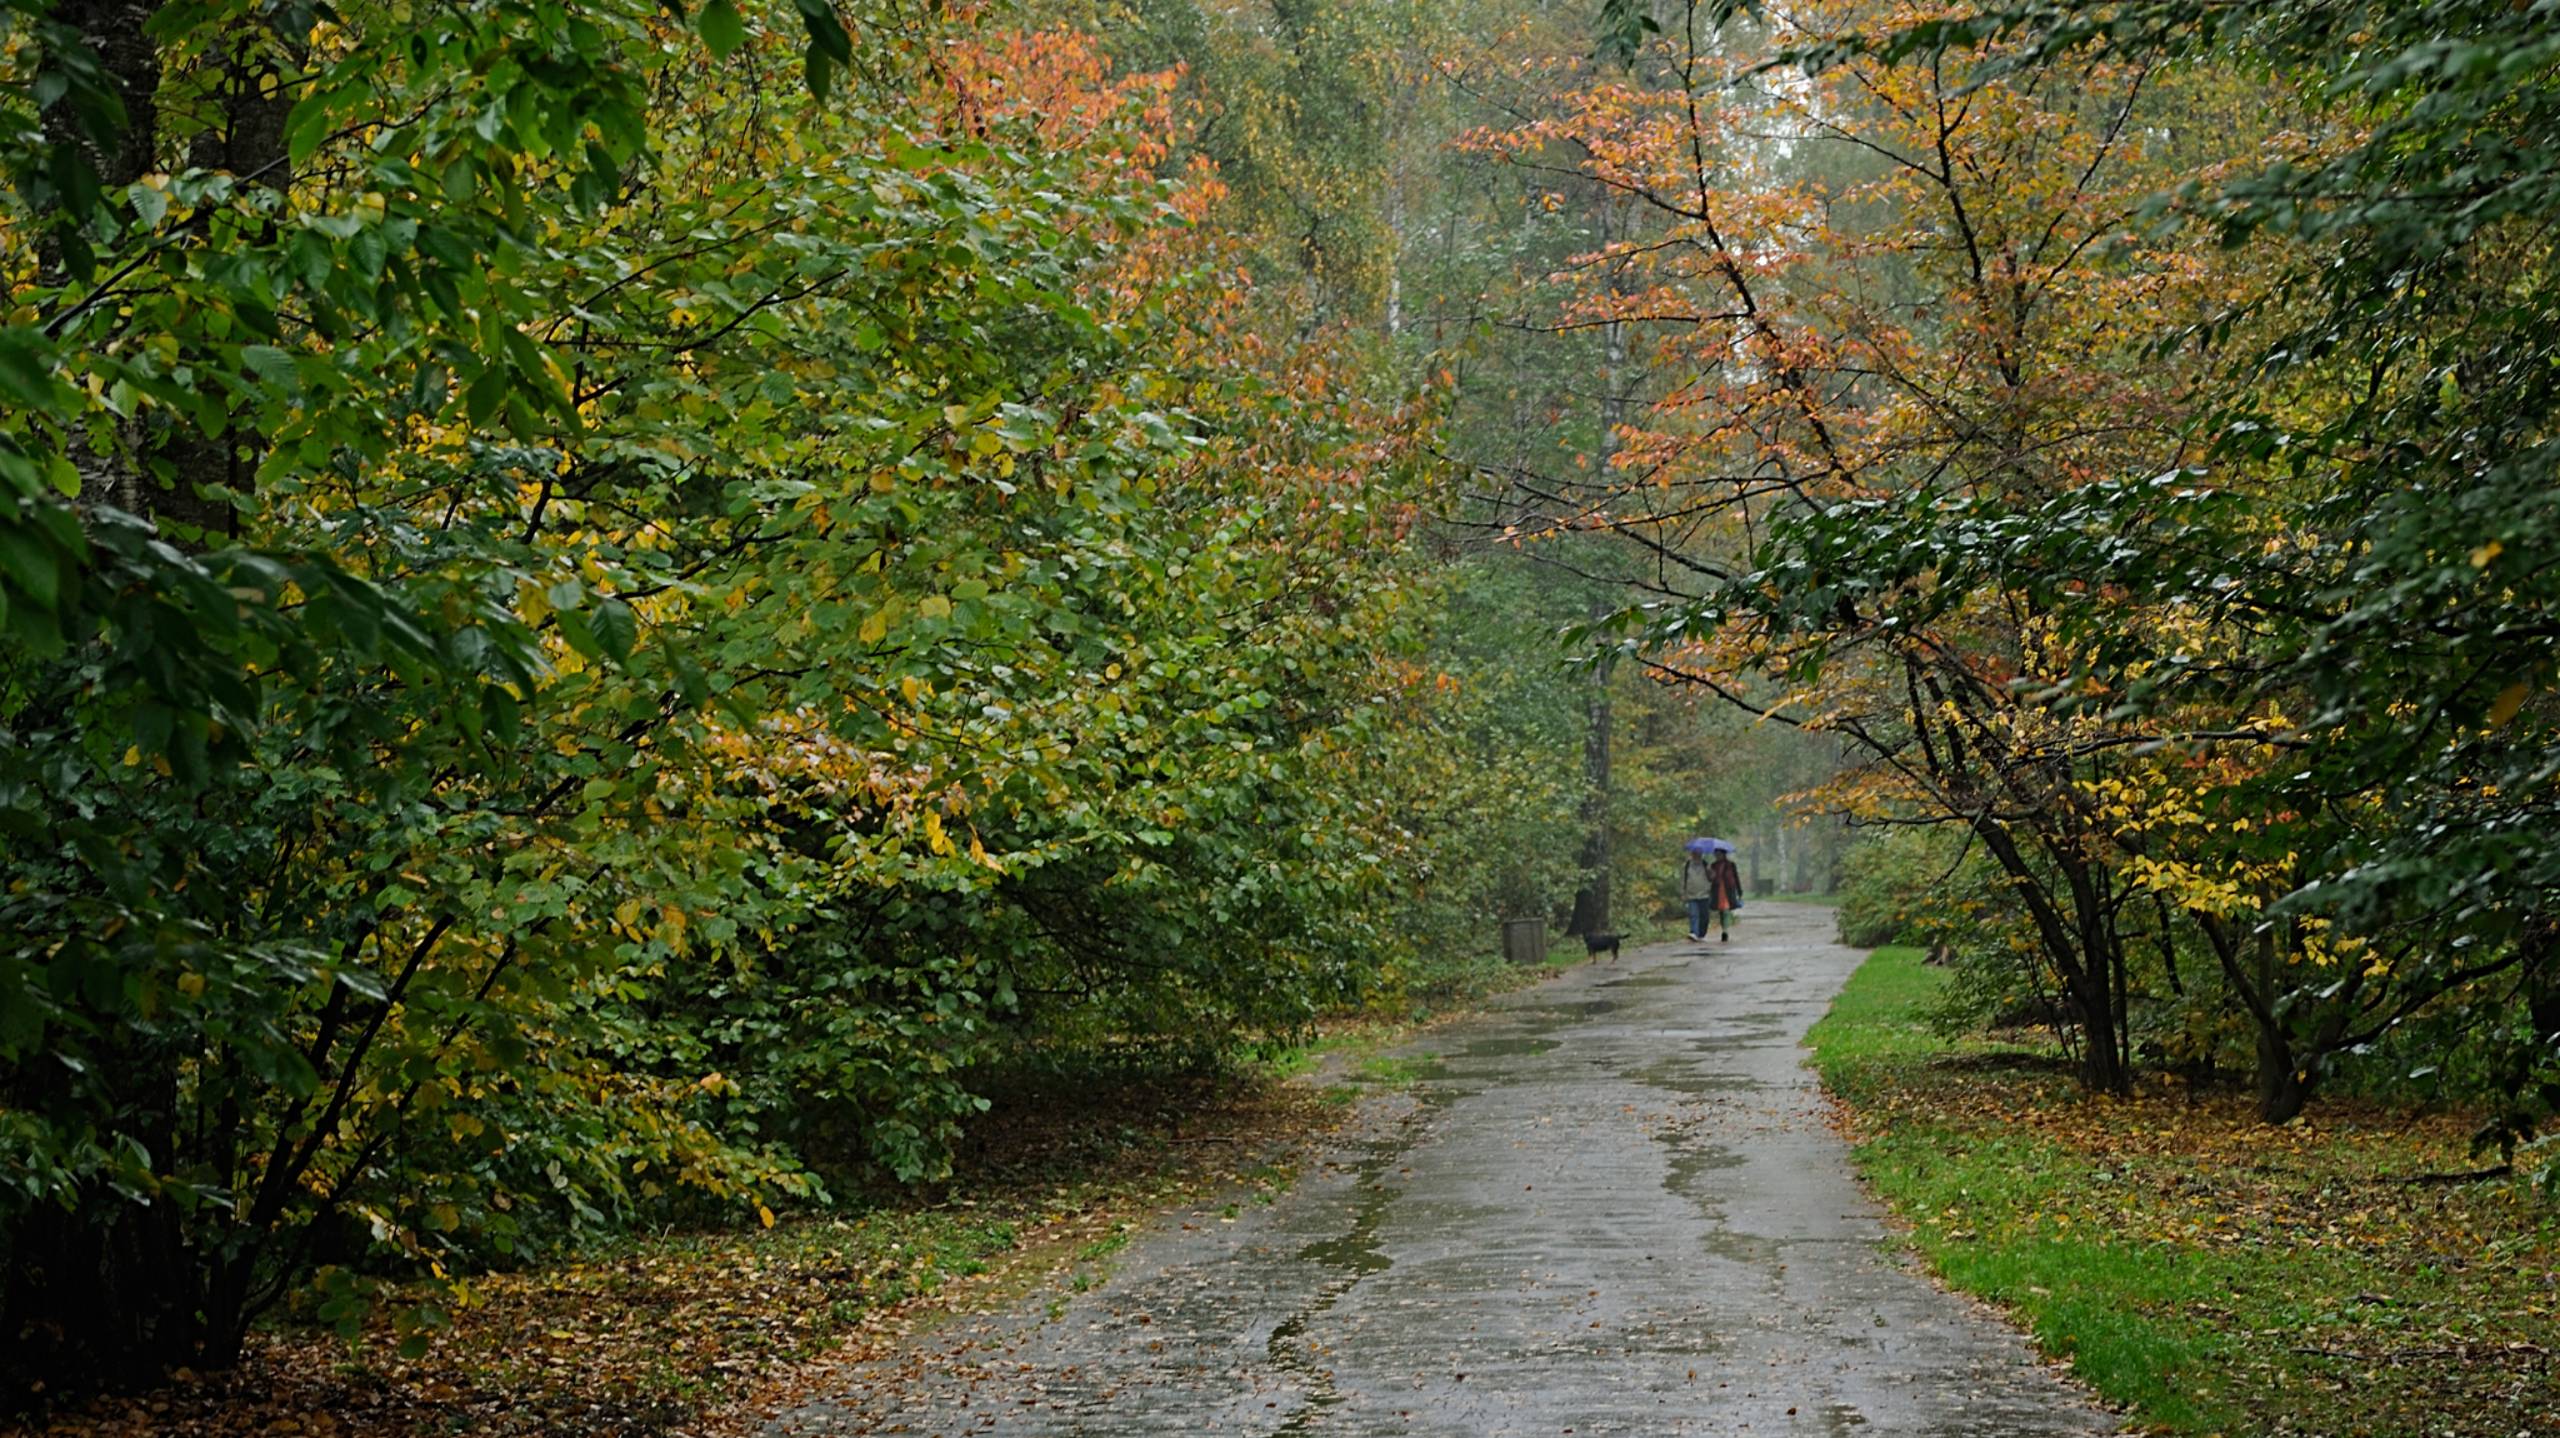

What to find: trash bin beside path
left=1501, top=917, right=1547, bottom=965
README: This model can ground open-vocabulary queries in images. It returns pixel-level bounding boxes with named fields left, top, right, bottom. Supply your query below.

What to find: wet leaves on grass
left=1811, top=947, right=2560, bottom=1438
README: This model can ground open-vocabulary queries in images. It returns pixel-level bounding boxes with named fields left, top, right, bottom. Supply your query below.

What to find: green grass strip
left=1805, top=946, right=2560, bottom=1438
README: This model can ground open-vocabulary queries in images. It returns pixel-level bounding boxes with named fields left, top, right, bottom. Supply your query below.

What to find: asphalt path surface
left=768, top=901, right=2119, bottom=1437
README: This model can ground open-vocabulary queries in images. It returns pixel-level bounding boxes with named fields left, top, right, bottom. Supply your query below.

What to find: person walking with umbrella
left=1682, top=838, right=1745, bottom=943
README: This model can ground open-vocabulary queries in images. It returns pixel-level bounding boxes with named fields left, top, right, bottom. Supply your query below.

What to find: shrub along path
left=2, top=945, right=1600, bottom=1438
left=761, top=902, right=2115, bottom=1435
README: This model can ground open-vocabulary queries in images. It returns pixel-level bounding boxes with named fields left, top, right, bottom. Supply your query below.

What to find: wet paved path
left=768, top=902, right=2117, bottom=1436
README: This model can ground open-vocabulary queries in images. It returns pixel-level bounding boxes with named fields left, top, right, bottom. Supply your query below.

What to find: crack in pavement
left=765, top=902, right=2124, bottom=1437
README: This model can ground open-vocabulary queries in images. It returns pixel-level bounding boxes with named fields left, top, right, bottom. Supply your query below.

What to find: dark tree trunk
left=43, top=0, right=163, bottom=217
left=2083, top=983, right=2127, bottom=1091
left=2247, top=924, right=2310, bottom=1122
left=1568, top=186, right=1629, bottom=937
left=2256, top=1038, right=2307, bottom=1125
left=2525, top=919, right=2560, bottom=1048
left=40, top=0, right=166, bottom=513
left=2067, top=949, right=2130, bottom=1095
left=1, top=1071, right=211, bottom=1391
left=2194, top=913, right=2310, bottom=1122
left=1568, top=676, right=1613, bottom=934
left=1970, top=814, right=2130, bottom=1095
left=156, top=19, right=297, bottom=542
left=3, top=9, right=298, bottom=1393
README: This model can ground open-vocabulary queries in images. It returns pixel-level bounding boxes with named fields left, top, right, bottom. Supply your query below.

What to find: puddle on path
left=1688, top=1026, right=1787, bottom=1053
left=1294, top=1230, right=1393, bottom=1276
left=1820, top=1401, right=1873, bottom=1433
left=1518, top=997, right=1621, bottom=1019
left=1271, top=1122, right=1413, bottom=1431
left=1699, top=1224, right=1785, bottom=1267
left=1662, top=1140, right=1747, bottom=1197
left=1628, top=1055, right=1764, bottom=1096
left=1351, top=1054, right=1451, bottom=1088
left=1291, top=1088, right=1455, bottom=1268
left=1446, top=1035, right=1561, bottom=1060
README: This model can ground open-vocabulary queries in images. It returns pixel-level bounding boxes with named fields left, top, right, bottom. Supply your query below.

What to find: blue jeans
left=1686, top=898, right=1718, bottom=937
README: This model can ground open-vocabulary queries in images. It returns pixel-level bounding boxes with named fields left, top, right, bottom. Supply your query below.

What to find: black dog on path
left=1580, top=931, right=1628, bottom=961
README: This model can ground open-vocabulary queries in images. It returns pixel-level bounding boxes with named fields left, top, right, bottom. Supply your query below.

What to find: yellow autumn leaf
left=2487, top=683, right=2529, bottom=728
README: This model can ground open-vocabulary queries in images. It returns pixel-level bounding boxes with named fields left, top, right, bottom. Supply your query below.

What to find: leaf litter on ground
left=1813, top=946, right=2560, bottom=1438
left=7, top=1073, right=1351, bottom=1438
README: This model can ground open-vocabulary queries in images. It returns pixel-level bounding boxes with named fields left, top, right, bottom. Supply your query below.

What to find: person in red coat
left=1708, top=849, right=1744, bottom=942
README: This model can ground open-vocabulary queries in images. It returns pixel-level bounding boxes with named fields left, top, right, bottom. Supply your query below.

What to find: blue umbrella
left=1686, top=837, right=1726, bottom=855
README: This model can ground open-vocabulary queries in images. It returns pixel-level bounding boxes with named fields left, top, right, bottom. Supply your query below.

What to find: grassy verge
left=1807, top=946, right=2560, bottom=1438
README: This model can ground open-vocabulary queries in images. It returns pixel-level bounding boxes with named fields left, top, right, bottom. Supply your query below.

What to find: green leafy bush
left=1837, top=829, right=1969, bottom=948
left=0, top=2, right=1491, bottom=1391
